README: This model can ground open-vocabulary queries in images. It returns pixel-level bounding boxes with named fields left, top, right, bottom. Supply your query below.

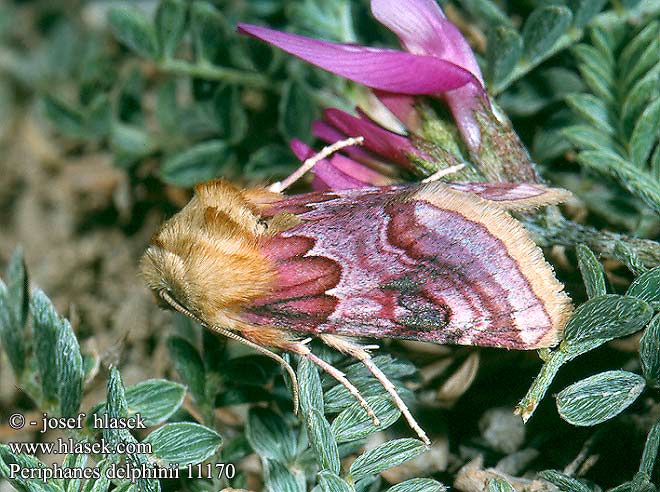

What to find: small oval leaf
left=522, top=6, right=573, bottom=64
left=563, top=294, right=652, bottom=345
left=144, top=422, right=222, bottom=466
left=386, top=478, right=447, bottom=492
left=160, top=140, right=231, bottom=186
left=108, top=7, right=159, bottom=59
left=318, top=470, right=354, bottom=492
left=627, top=267, right=660, bottom=304
left=348, top=438, right=428, bottom=481
left=124, top=379, right=186, bottom=426
left=640, top=314, right=660, bottom=386
left=556, top=370, right=645, bottom=426
left=306, top=409, right=340, bottom=474
left=576, top=244, right=607, bottom=298
left=331, top=397, right=401, bottom=443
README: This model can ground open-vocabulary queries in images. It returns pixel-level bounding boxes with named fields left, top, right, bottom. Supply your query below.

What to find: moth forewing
left=140, top=178, right=573, bottom=446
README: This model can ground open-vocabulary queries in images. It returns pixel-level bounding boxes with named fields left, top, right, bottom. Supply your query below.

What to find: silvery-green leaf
left=0, top=444, right=64, bottom=492
left=626, top=267, right=660, bottom=302
left=487, top=478, right=515, bottom=492
left=298, top=356, right=324, bottom=415
left=246, top=407, right=297, bottom=463
left=576, top=244, right=607, bottom=298
left=573, top=45, right=613, bottom=102
left=318, top=471, right=354, bottom=492
left=155, top=0, right=187, bottom=59
left=29, top=287, right=83, bottom=419
left=348, top=439, right=428, bottom=481
left=486, top=27, right=522, bottom=87
left=214, top=84, right=248, bottom=145
left=279, top=79, right=317, bottom=142
left=460, top=0, right=512, bottom=27
left=167, top=337, right=206, bottom=406
left=331, top=397, right=400, bottom=443
left=386, top=478, right=447, bottom=492
left=621, top=73, right=659, bottom=138
left=539, top=470, right=592, bottom=492
left=522, top=6, right=572, bottom=64
left=55, top=316, right=84, bottom=417
left=622, top=32, right=660, bottom=90
left=306, top=409, right=340, bottom=473
left=30, top=290, right=64, bottom=401
left=41, top=96, right=86, bottom=138
left=81, top=460, right=110, bottom=492
left=0, top=280, right=25, bottom=376
left=565, top=93, right=613, bottom=134
left=563, top=295, right=652, bottom=345
left=245, top=144, right=296, bottom=180
left=630, top=98, right=660, bottom=167
left=190, top=1, right=229, bottom=64
left=561, top=125, right=617, bottom=152
left=264, top=459, right=305, bottom=492
left=568, top=0, right=607, bottom=29
left=108, top=7, right=159, bottom=59
left=104, top=368, right=130, bottom=448
left=62, top=454, right=86, bottom=492
left=160, top=140, right=232, bottom=186
left=144, top=422, right=222, bottom=466
left=640, top=314, right=660, bottom=386
left=110, top=122, right=155, bottom=162
left=620, top=22, right=659, bottom=78
left=325, top=377, right=414, bottom=413
left=577, top=151, right=660, bottom=214
left=124, top=379, right=186, bottom=426
left=556, top=370, right=645, bottom=426
left=6, top=246, right=28, bottom=331
left=614, top=241, right=648, bottom=276
left=342, top=355, right=416, bottom=380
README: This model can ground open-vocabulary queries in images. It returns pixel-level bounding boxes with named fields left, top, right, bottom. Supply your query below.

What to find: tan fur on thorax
left=140, top=179, right=284, bottom=330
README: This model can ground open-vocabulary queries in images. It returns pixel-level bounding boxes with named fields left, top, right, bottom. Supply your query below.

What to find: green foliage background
left=1, top=0, right=660, bottom=491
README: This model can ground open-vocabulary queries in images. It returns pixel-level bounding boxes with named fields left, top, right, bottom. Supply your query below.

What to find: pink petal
left=324, top=108, right=430, bottom=168
left=312, top=120, right=394, bottom=172
left=238, top=23, right=474, bottom=94
left=373, top=91, right=421, bottom=132
left=371, top=0, right=484, bottom=84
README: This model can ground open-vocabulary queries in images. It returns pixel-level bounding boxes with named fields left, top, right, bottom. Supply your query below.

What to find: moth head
left=140, top=180, right=276, bottom=327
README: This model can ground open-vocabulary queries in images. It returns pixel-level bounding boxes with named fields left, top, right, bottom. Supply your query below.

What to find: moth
left=141, top=165, right=573, bottom=444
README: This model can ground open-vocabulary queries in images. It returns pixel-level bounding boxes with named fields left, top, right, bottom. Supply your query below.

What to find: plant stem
left=515, top=349, right=568, bottom=422
left=160, top=59, right=274, bottom=90
left=525, top=212, right=660, bottom=268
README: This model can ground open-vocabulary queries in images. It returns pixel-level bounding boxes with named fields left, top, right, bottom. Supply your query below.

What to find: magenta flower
left=238, top=0, right=487, bottom=150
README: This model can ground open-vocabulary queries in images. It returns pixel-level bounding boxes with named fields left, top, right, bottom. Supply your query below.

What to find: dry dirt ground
left=0, top=109, right=174, bottom=411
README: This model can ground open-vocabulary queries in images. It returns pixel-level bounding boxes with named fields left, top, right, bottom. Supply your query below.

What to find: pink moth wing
left=243, top=182, right=572, bottom=349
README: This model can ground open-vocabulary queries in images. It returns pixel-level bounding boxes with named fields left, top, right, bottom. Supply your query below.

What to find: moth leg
left=268, top=136, right=364, bottom=193
left=239, top=326, right=378, bottom=425
left=303, top=349, right=380, bottom=426
left=421, top=163, right=466, bottom=183
left=320, top=334, right=431, bottom=445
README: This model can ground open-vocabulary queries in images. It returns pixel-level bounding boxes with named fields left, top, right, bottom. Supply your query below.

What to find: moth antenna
left=421, top=163, right=466, bottom=183
left=158, top=290, right=300, bottom=414
left=268, top=136, right=365, bottom=193
left=320, top=334, right=430, bottom=446
left=305, top=351, right=379, bottom=427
